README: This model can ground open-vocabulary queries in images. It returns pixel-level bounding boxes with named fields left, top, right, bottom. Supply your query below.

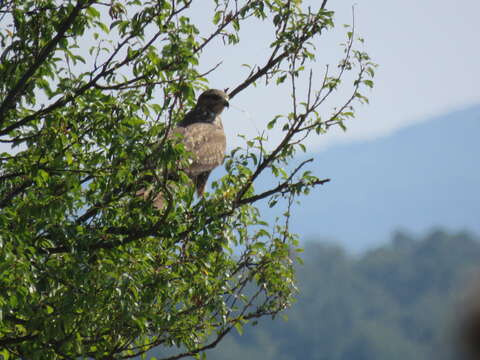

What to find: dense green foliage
left=203, top=230, right=480, bottom=360
left=0, top=0, right=374, bottom=359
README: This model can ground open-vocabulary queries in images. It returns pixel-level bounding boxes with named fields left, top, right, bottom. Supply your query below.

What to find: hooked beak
left=223, top=99, right=230, bottom=108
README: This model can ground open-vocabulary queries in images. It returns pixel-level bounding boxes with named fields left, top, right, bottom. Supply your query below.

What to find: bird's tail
left=193, top=172, right=211, bottom=196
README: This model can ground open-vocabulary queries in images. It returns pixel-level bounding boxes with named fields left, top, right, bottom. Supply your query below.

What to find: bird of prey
left=139, top=89, right=230, bottom=209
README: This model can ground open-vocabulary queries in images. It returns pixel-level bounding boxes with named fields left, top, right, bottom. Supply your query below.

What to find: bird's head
left=196, top=89, right=230, bottom=116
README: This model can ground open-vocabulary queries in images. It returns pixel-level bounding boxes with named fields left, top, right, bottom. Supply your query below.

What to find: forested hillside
left=201, top=230, right=480, bottom=360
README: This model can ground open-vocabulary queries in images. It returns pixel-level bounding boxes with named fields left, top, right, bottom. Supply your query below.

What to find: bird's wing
left=173, top=122, right=226, bottom=176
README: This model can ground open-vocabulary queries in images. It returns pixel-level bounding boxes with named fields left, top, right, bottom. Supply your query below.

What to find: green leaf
left=234, top=322, right=243, bottom=335
left=276, top=75, right=287, bottom=85
left=65, top=152, right=73, bottom=165
left=86, top=6, right=101, bottom=19
left=363, top=79, right=374, bottom=88
left=38, top=169, right=49, bottom=182
left=213, top=11, right=222, bottom=25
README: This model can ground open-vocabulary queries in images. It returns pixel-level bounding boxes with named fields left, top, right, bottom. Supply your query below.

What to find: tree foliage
left=0, top=0, right=375, bottom=358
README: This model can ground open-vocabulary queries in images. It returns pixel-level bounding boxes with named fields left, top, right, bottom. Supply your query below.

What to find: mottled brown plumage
left=139, top=89, right=229, bottom=209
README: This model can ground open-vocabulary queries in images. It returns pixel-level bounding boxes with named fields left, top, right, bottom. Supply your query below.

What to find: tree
left=0, top=0, right=375, bottom=358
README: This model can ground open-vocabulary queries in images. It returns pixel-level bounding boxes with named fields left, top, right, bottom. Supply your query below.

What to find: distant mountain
left=263, top=105, right=480, bottom=252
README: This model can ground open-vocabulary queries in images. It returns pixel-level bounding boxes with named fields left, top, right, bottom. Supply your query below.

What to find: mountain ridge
left=285, top=104, right=480, bottom=251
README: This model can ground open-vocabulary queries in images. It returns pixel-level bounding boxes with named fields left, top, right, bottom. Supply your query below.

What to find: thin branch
left=239, top=177, right=330, bottom=206
left=0, top=179, right=32, bottom=208
left=93, top=62, right=222, bottom=91
left=0, top=0, right=93, bottom=127
left=0, top=334, right=39, bottom=347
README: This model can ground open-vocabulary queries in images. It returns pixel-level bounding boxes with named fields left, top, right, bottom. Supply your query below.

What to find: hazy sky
left=331, top=0, right=480, bottom=146
left=196, top=0, right=480, bottom=151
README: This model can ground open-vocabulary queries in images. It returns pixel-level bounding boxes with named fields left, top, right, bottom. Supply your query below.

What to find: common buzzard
left=139, top=89, right=229, bottom=209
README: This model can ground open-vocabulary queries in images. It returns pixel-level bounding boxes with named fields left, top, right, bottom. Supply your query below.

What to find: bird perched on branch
left=138, top=89, right=230, bottom=209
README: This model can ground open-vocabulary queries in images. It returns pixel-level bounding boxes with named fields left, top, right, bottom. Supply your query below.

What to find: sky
left=2, top=0, right=479, bottom=152
left=331, top=0, right=480, bottom=145
left=193, top=0, right=480, bottom=151
left=190, top=0, right=480, bottom=250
